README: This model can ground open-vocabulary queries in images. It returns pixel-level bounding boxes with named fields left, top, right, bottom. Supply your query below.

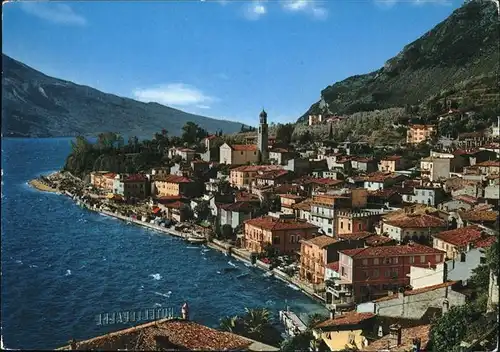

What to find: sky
left=3, top=0, right=464, bottom=126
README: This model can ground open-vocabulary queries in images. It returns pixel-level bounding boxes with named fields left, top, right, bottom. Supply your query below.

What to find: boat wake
left=65, top=269, right=72, bottom=276
left=287, top=283, right=300, bottom=291
left=153, top=291, right=172, bottom=298
left=228, top=261, right=237, bottom=268
left=149, top=273, right=162, bottom=280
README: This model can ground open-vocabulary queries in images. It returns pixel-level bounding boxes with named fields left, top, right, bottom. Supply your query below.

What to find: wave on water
left=265, top=299, right=275, bottom=306
left=153, top=303, right=162, bottom=307
left=217, top=271, right=221, bottom=274
left=287, top=283, right=300, bottom=291
left=186, top=247, right=198, bottom=249
left=29, top=264, right=38, bottom=268
left=153, top=291, right=171, bottom=298
left=149, top=273, right=162, bottom=280
left=202, top=249, right=210, bottom=253
left=244, top=263, right=251, bottom=267
left=15, top=260, right=23, bottom=265
left=65, top=270, right=72, bottom=276
left=228, top=261, right=237, bottom=268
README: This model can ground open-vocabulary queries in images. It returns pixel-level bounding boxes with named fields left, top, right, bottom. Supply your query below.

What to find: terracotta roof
left=410, top=124, right=435, bottom=129
left=384, top=214, right=446, bottom=229
left=337, top=232, right=374, bottom=240
left=219, top=201, right=255, bottom=213
left=57, top=318, right=252, bottom=351
left=292, top=200, right=313, bottom=211
left=475, top=160, right=500, bottom=167
left=256, top=169, right=289, bottom=180
left=152, top=206, right=161, bottom=214
left=205, top=135, right=219, bottom=140
left=302, top=235, right=338, bottom=248
left=230, top=144, right=258, bottom=152
left=364, top=171, right=402, bottom=183
left=365, top=235, right=396, bottom=247
left=453, top=195, right=479, bottom=204
left=458, top=210, right=498, bottom=222
left=405, top=281, right=459, bottom=296
left=231, top=165, right=281, bottom=173
left=383, top=205, right=441, bottom=220
left=362, top=324, right=431, bottom=352
left=156, top=195, right=184, bottom=203
left=474, top=236, right=496, bottom=248
left=245, top=216, right=318, bottom=231
left=274, top=184, right=300, bottom=194
left=326, top=261, right=339, bottom=271
left=154, top=175, right=193, bottom=183
left=353, top=157, right=374, bottom=163
left=124, top=174, right=148, bottom=182
left=177, top=148, right=195, bottom=152
left=340, top=244, right=444, bottom=258
left=270, top=148, right=289, bottom=153
left=368, top=188, right=401, bottom=199
left=315, top=312, right=375, bottom=329
left=235, top=191, right=260, bottom=203
left=306, top=178, right=344, bottom=186
left=432, top=226, right=484, bottom=247
left=104, top=173, right=117, bottom=179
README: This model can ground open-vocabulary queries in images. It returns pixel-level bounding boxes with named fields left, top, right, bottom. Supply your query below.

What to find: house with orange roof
left=336, top=244, right=445, bottom=302
left=300, top=235, right=365, bottom=287
left=243, top=213, right=318, bottom=255
left=312, top=312, right=376, bottom=351
left=382, top=214, right=447, bottom=244
left=269, top=148, right=297, bottom=165
left=361, top=324, right=431, bottom=351
left=152, top=174, right=199, bottom=198
left=113, top=174, right=149, bottom=199
left=254, top=169, right=290, bottom=187
left=278, top=194, right=305, bottom=215
left=432, top=225, right=494, bottom=260
left=292, top=199, right=313, bottom=222
left=219, top=143, right=259, bottom=165
left=229, top=165, right=283, bottom=189
left=202, top=134, right=222, bottom=162
left=160, top=200, right=190, bottom=223
left=218, top=201, right=256, bottom=230
left=168, top=147, right=196, bottom=162
left=336, top=209, right=385, bottom=236
left=406, top=124, right=436, bottom=144
left=455, top=209, right=498, bottom=228
left=362, top=172, right=406, bottom=191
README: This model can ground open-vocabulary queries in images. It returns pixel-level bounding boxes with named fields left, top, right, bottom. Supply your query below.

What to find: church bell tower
left=258, top=109, right=269, bottom=163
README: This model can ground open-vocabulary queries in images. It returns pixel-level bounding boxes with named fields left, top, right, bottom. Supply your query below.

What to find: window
left=362, top=259, right=368, bottom=265
left=328, top=228, right=332, bottom=234
left=385, top=258, right=391, bottom=264
left=290, top=235, right=295, bottom=244
left=273, top=236, right=280, bottom=245
left=341, top=266, right=346, bottom=276
left=348, top=333, right=356, bottom=345
left=348, top=223, right=351, bottom=231
left=385, top=270, right=391, bottom=277
left=373, top=269, right=379, bottom=278
left=241, top=151, right=244, bottom=155
left=410, top=256, right=415, bottom=264
left=393, top=257, right=398, bottom=264
left=363, top=270, right=369, bottom=279
left=340, top=222, right=344, bottom=229
left=358, top=223, right=362, bottom=231
left=374, top=258, right=379, bottom=265
left=420, top=255, right=426, bottom=263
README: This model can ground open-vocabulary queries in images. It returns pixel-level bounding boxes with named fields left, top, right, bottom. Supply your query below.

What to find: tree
left=306, top=313, right=328, bottom=330
left=275, top=123, right=295, bottom=146
left=221, top=224, right=233, bottom=240
left=328, top=123, right=334, bottom=140
left=194, top=200, right=210, bottom=221
left=181, top=122, right=200, bottom=144
left=219, top=316, right=242, bottom=334
left=281, top=330, right=314, bottom=352
left=299, top=130, right=313, bottom=145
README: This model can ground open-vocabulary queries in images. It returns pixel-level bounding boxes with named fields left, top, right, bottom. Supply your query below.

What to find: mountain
left=299, top=0, right=499, bottom=122
left=2, top=54, right=247, bottom=138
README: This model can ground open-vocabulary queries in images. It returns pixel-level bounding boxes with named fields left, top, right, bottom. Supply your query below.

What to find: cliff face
left=2, top=54, right=246, bottom=137
left=298, top=0, right=499, bottom=121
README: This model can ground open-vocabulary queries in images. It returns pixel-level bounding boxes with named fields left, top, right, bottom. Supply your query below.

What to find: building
left=438, top=195, right=478, bottom=212
left=310, top=194, right=352, bottom=236
left=269, top=148, right=296, bottom=165
left=406, top=124, right=436, bottom=144
left=455, top=209, right=498, bottom=228
left=432, top=225, right=493, bottom=260
left=90, top=171, right=116, bottom=191
left=300, top=235, right=339, bottom=285
left=114, top=174, right=149, bottom=199
left=254, top=169, right=290, bottom=187
left=420, top=157, right=451, bottom=182
left=292, top=199, right=313, bottom=222
left=57, top=317, right=277, bottom=351
left=229, top=165, right=282, bottom=189
left=358, top=281, right=467, bottom=320
left=379, top=156, right=404, bottom=172
left=336, top=210, right=383, bottom=235
left=219, top=143, right=259, bottom=165
left=409, top=186, right=447, bottom=206
left=243, top=213, right=318, bottom=255
left=161, top=200, right=189, bottom=223
left=382, top=214, right=447, bottom=244
left=279, top=194, right=305, bottom=215
left=362, top=172, right=405, bottom=191
left=152, top=175, right=198, bottom=198
left=202, top=135, right=222, bottom=162
left=257, top=109, right=269, bottom=163
left=308, top=114, right=323, bottom=126
left=362, top=324, right=431, bottom=352
left=351, top=157, right=378, bottom=173
left=169, top=147, right=196, bottom=162
left=336, top=244, right=446, bottom=302
left=313, top=312, right=375, bottom=351
left=218, top=201, right=255, bottom=230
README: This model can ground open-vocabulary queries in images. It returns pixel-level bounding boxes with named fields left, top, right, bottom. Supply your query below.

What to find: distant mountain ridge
left=299, top=0, right=499, bottom=121
left=2, top=54, right=247, bottom=138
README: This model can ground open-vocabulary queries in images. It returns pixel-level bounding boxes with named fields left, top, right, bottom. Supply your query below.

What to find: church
left=219, top=109, right=270, bottom=165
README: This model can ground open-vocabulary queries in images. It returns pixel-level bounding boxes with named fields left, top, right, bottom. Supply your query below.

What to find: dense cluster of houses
left=86, top=110, right=499, bottom=351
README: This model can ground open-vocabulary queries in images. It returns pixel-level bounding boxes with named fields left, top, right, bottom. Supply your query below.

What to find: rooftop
left=365, top=234, right=396, bottom=247
left=256, top=169, right=289, bottom=180
left=382, top=155, right=402, bottom=161
left=302, top=235, right=338, bottom=249
left=326, top=261, right=339, bottom=271
left=384, top=214, right=446, bottom=229
left=231, top=165, right=281, bottom=173
left=475, top=160, right=500, bottom=167
left=229, top=144, right=258, bottom=152
left=453, top=195, right=479, bottom=204
left=315, top=312, right=375, bottom=329
left=362, top=324, right=431, bottom=352
left=337, top=232, right=373, bottom=241
left=374, top=281, right=459, bottom=303
left=278, top=194, right=305, bottom=200
left=219, top=201, right=255, bottom=213
left=458, top=210, right=498, bottom=222
left=432, top=226, right=485, bottom=247
left=154, top=175, right=193, bottom=183
left=57, top=318, right=252, bottom=351
left=292, top=200, right=313, bottom=211
left=245, top=216, right=318, bottom=231
left=340, top=244, right=444, bottom=258
left=363, top=171, right=402, bottom=183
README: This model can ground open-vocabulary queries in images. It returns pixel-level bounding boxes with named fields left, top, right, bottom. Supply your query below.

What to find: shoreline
left=29, top=175, right=328, bottom=311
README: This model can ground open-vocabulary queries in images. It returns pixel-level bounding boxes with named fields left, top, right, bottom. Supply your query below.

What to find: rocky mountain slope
left=2, top=54, right=246, bottom=138
left=299, top=0, right=499, bottom=121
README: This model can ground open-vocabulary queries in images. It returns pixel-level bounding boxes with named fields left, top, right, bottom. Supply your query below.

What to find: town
left=33, top=108, right=500, bottom=351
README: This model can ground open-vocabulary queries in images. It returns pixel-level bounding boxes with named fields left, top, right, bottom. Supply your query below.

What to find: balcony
left=326, top=282, right=353, bottom=298
left=310, top=211, right=334, bottom=219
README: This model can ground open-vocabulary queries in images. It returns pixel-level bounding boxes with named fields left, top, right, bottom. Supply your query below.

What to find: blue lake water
left=1, top=137, right=327, bottom=350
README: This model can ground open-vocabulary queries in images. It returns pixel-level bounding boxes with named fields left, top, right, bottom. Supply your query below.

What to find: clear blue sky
left=3, top=0, right=462, bottom=126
